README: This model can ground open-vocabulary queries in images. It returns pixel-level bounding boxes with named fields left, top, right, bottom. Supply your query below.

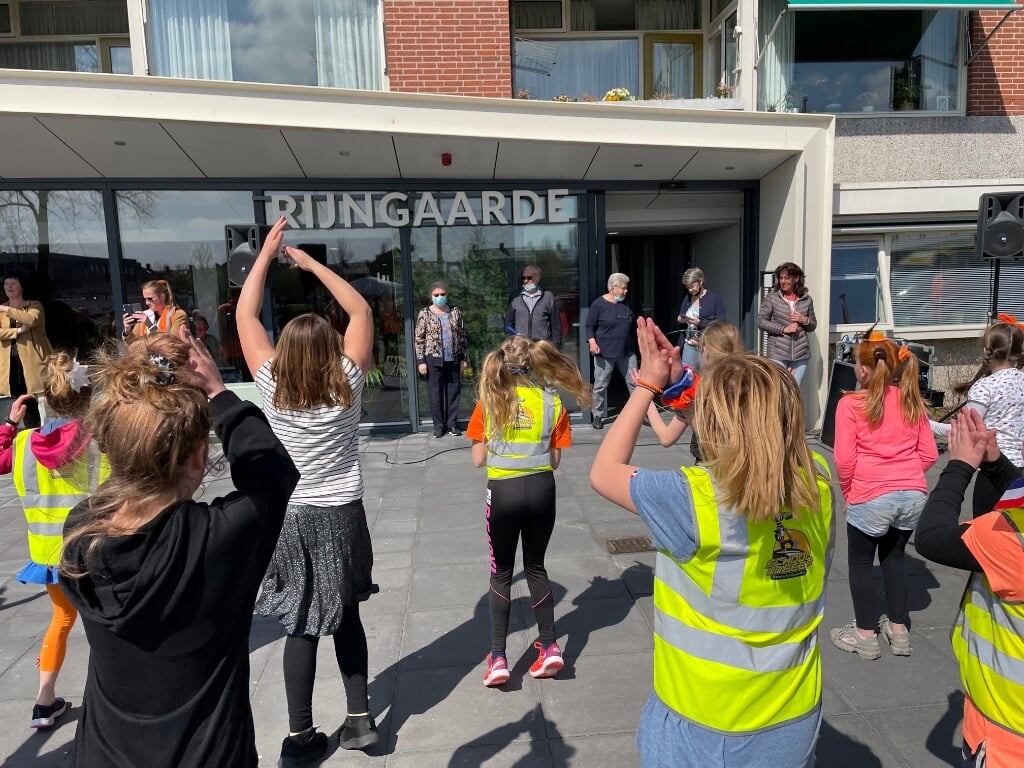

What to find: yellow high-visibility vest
left=485, top=386, right=561, bottom=480
left=13, top=429, right=109, bottom=566
left=952, top=506, right=1024, bottom=736
left=652, top=454, right=833, bottom=732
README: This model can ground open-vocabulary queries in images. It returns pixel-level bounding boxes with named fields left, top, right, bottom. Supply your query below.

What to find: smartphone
left=122, top=302, right=142, bottom=314
left=277, top=244, right=290, bottom=265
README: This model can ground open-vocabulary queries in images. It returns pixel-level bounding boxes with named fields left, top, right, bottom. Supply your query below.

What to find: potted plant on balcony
left=892, top=64, right=919, bottom=111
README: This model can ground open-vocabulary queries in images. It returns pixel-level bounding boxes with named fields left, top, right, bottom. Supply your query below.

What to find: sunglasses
left=521, top=275, right=536, bottom=281
left=432, top=293, right=446, bottom=297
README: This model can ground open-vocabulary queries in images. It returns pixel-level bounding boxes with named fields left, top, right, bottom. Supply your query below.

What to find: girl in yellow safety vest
left=467, top=335, right=592, bottom=688
left=0, top=352, right=101, bottom=729
left=591, top=317, right=833, bottom=768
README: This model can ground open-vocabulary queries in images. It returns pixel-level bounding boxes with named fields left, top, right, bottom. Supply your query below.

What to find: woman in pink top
left=830, top=332, right=937, bottom=660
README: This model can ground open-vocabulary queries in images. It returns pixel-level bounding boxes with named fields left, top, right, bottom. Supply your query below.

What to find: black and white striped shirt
left=255, top=358, right=364, bottom=505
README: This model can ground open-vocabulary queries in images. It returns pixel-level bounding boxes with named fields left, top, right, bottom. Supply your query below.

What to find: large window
left=147, top=0, right=383, bottom=89
left=514, top=38, right=639, bottom=100
left=118, top=190, right=254, bottom=382
left=0, top=0, right=130, bottom=73
left=758, top=6, right=961, bottom=113
left=0, top=189, right=112, bottom=358
left=890, top=231, right=1024, bottom=328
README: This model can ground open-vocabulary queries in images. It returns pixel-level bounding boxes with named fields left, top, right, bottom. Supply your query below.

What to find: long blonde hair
left=694, top=354, right=822, bottom=522
left=849, top=335, right=927, bottom=428
left=271, top=313, right=354, bottom=410
left=700, top=320, right=744, bottom=365
left=59, top=334, right=211, bottom=576
left=477, top=336, right=591, bottom=440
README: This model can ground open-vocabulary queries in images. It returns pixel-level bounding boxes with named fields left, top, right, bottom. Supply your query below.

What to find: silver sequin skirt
left=255, top=499, right=376, bottom=637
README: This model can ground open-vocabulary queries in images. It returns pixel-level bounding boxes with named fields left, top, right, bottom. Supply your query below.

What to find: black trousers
left=425, top=360, right=461, bottom=431
left=486, top=472, right=557, bottom=653
left=282, top=604, right=369, bottom=733
left=847, top=523, right=913, bottom=630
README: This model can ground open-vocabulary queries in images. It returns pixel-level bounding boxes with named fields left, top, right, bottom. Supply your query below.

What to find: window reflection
left=513, top=38, right=639, bottom=101
left=0, top=190, right=111, bottom=358
left=830, top=242, right=879, bottom=326
left=117, top=190, right=254, bottom=381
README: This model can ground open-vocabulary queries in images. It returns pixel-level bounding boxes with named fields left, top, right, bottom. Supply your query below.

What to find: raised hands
left=635, top=317, right=679, bottom=389
left=8, top=394, right=35, bottom=425
left=948, top=407, right=997, bottom=469
left=180, top=325, right=226, bottom=399
left=258, top=216, right=288, bottom=262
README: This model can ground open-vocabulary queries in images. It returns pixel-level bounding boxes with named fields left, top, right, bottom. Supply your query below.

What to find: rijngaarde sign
left=268, top=190, right=575, bottom=229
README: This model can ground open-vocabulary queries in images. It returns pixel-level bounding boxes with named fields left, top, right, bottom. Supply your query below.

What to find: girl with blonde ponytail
left=830, top=332, right=937, bottom=660
left=467, top=335, right=591, bottom=687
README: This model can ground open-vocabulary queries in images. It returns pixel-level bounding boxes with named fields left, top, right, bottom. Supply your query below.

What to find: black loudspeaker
left=225, top=224, right=257, bottom=287
left=820, top=361, right=858, bottom=449
left=977, top=193, right=1024, bottom=260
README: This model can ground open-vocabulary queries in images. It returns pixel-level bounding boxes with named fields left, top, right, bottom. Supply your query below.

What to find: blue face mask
left=523, top=282, right=539, bottom=293
left=432, top=295, right=447, bottom=307
left=613, top=294, right=625, bottom=303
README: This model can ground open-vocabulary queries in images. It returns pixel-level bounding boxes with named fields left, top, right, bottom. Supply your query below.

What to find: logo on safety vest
left=514, top=398, right=536, bottom=430
left=766, top=513, right=813, bottom=580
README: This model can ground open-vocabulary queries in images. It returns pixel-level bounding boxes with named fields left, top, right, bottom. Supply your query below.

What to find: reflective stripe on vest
left=952, top=507, right=1024, bottom=736
left=651, top=452, right=833, bottom=733
left=14, top=429, right=107, bottom=566
left=485, top=388, right=558, bottom=477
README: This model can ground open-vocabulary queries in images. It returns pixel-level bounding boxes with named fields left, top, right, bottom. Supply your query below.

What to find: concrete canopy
left=0, top=69, right=835, bottom=426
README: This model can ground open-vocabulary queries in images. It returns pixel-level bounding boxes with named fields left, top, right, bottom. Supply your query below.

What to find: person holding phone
left=121, top=280, right=187, bottom=342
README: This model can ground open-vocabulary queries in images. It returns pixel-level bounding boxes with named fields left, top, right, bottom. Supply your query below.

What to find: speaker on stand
left=977, top=192, right=1024, bottom=324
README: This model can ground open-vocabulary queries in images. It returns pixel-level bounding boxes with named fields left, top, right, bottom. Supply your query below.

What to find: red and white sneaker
left=529, top=641, right=564, bottom=679
left=483, top=653, right=510, bottom=687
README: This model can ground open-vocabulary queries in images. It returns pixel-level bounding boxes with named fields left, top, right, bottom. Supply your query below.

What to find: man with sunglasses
left=505, top=266, right=562, bottom=349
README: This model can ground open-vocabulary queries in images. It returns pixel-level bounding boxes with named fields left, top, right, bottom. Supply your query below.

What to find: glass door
left=644, top=34, right=702, bottom=99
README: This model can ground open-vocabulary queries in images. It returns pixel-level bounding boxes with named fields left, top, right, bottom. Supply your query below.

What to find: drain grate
left=604, top=536, right=654, bottom=555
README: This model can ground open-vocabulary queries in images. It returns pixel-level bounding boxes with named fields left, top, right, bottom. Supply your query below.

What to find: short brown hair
left=271, top=314, right=354, bottom=410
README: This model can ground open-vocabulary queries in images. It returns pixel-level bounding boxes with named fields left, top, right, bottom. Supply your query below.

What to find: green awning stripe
left=788, top=0, right=1020, bottom=8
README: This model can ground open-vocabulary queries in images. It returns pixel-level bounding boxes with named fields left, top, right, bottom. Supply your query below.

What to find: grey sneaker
left=830, top=623, right=881, bottom=660
left=879, top=615, right=912, bottom=656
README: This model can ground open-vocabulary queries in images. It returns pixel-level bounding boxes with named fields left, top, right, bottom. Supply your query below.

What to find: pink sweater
left=833, top=387, right=938, bottom=504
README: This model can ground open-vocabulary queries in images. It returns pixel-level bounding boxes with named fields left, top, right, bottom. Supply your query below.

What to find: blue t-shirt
left=629, top=468, right=821, bottom=768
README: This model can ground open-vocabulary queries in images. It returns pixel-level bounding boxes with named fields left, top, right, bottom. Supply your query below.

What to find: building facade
left=1, top=0, right=1019, bottom=430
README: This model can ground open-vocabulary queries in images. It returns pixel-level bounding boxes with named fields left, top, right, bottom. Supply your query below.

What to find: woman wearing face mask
left=415, top=281, right=468, bottom=438
left=585, top=273, right=636, bottom=429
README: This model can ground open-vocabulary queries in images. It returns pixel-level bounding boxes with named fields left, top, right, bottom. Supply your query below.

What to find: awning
left=787, top=0, right=1019, bottom=9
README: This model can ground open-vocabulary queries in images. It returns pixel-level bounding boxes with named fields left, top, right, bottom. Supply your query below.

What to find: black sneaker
left=592, top=415, right=603, bottom=430
left=278, top=728, right=328, bottom=768
left=30, top=698, right=69, bottom=729
left=432, top=427, right=445, bottom=438
left=339, top=714, right=379, bottom=751
left=447, top=427, right=463, bottom=436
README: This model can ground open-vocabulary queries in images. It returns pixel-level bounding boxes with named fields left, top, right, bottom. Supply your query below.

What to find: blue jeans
left=769, top=358, right=808, bottom=385
left=681, top=341, right=702, bottom=370
left=848, top=490, right=926, bottom=537
left=592, top=353, right=637, bottom=418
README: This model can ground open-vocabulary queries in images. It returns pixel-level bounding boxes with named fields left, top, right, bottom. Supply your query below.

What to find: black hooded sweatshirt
left=60, top=392, right=299, bottom=768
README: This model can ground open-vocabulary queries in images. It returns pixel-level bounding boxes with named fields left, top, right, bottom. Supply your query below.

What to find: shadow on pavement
left=446, top=704, right=573, bottom=767
left=816, top=718, right=882, bottom=768
left=0, top=705, right=79, bottom=768
left=926, top=690, right=965, bottom=766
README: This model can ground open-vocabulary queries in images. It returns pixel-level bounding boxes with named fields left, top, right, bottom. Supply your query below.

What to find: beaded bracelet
left=634, top=379, right=664, bottom=396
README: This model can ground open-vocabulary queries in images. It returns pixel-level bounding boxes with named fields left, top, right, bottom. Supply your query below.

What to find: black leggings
left=486, top=472, right=557, bottom=653
left=847, top=523, right=913, bottom=630
left=282, top=604, right=368, bottom=733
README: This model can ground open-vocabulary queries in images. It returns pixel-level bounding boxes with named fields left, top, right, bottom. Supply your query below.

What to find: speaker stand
left=989, top=257, right=1001, bottom=323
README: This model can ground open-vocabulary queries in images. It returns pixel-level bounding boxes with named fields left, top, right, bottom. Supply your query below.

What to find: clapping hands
left=948, top=407, right=999, bottom=469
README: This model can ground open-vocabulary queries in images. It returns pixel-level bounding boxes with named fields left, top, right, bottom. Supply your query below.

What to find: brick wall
left=967, top=12, right=1024, bottom=116
left=383, top=0, right=512, bottom=98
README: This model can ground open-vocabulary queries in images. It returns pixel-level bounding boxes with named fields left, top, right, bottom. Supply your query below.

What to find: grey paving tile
left=817, top=713, right=891, bottom=768
left=400, top=603, right=527, bottom=672
left=862, top=700, right=965, bottom=768
left=0, top=698, right=78, bottom=767
left=417, top=529, right=488, bottom=565
left=409, top=563, right=489, bottom=610
left=386, top=741, right=550, bottom=768
left=551, top=733, right=641, bottom=768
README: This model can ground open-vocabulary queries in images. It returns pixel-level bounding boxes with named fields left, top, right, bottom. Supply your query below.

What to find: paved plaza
left=0, top=424, right=971, bottom=767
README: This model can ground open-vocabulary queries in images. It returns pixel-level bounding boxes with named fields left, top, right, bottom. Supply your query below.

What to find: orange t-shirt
left=466, top=400, right=572, bottom=449
left=960, top=510, right=1024, bottom=767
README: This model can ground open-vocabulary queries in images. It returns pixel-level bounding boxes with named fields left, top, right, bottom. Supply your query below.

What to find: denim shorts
left=847, top=490, right=927, bottom=537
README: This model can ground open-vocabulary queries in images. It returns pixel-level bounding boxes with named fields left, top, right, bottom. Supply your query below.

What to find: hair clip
left=896, top=346, right=911, bottom=363
left=504, top=364, right=532, bottom=375
left=68, top=360, right=91, bottom=393
left=148, top=353, right=176, bottom=386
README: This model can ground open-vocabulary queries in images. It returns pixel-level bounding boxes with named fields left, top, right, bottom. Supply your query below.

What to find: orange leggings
left=38, top=584, right=77, bottom=673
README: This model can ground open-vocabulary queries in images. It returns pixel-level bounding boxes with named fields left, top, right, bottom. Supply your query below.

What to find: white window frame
left=829, top=235, right=893, bottom=336
left=0, top=3, right=16, bottom=37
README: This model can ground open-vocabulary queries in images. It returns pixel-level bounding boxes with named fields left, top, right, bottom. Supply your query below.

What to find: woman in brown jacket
left=0, top=273, right=53, bottom=428
left=121, top=280, right=188, bottom=342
